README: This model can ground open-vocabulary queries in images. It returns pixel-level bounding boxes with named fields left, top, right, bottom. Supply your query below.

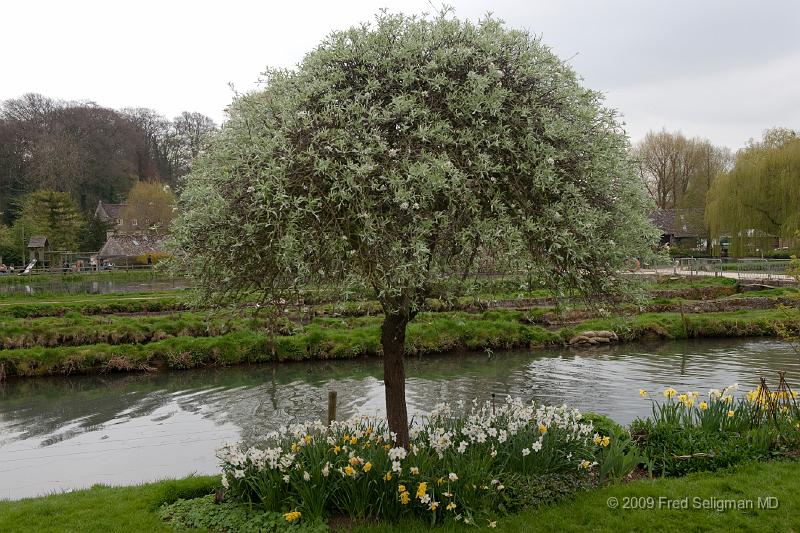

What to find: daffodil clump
left=217, top=398, right=601, bottom=525
left=633, top=383, right=800, bottom=476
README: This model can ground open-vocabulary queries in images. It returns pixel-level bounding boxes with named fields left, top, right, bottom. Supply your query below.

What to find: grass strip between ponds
left=0, top=312, right=277, bottom=350
left=1, top=460, right=798, bottom=532
left=1, top=308, right=798, bottom=380
left=0, top=293, right=190, bottom=318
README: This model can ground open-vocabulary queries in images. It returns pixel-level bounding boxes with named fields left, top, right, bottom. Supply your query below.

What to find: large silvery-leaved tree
left=171, top=11, right=658, bottom=446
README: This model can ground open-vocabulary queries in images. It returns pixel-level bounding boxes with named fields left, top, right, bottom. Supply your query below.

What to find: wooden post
left=492, top=393, right=496, bottom=416
left=327, top=390, right=337, bottom=426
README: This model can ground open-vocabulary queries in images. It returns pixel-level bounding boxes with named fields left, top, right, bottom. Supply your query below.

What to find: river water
left=1, top=338, right=798, bottom=500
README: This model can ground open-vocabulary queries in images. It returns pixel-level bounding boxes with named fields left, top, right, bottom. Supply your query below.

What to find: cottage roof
left=27, top=236, right=49, bottom=248
left=649, top=208, right=705, bottom=238
left=95, top=201, right=127, bottom=221
left=98, top=233, right=166, bottom=259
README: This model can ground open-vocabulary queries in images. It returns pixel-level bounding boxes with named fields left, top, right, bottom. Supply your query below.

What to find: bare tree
left=172, top=112, right=217, bottom=174
left=634, top=130, right=689, bottom=209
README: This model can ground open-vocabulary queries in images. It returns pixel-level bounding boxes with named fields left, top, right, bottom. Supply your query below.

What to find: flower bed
left=632, top=384, right=800, bottom=476
left=161, top=383, right=800, bottom=531
left=217, top=399, right=607, bottom=527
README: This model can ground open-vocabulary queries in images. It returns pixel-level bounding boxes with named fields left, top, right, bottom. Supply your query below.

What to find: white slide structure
left=22, top=259, right=36, bottom=274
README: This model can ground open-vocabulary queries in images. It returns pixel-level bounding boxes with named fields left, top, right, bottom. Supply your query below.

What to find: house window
left=131, top=219, right=138, bottom=226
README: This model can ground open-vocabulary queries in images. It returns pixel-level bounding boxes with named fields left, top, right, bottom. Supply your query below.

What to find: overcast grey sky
left=2, top=0, right=798, bottom=149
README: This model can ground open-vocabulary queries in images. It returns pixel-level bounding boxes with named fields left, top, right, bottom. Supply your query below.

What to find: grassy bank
left=1, top=461, right=797, bottom=532
left=2, top=307, right=798, bottom=380
left=0, top=311, right=281, bottom=349
left=0, top=292, right=189, bottom=318
left=0, top=476, right=216, bottom=533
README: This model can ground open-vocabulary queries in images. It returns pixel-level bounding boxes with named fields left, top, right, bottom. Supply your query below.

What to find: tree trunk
left=381, top=312, right=410, bottom=448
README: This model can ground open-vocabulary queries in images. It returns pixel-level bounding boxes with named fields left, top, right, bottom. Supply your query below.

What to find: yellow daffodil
left=284, top=511, right=301, bottom=523
left=304, top=434, right=312, bottom=444
left=398, top=484, right=407, bottom=493
left=727, top=410, right=735, bottom=418
left=699, top=401, right=708, bottom=410
left=664, top=387, right=677, bottom=399
left=639, top=389, right=648, bottom=397
left=344, top=465, right=355, bottom=476
left=291, top=443, right=299, bottom=453
left=383, top=472, right=392, bottom=481
left=601, top=436, right=610, bottom=447
left=363, top=462, right=372, bottom=472
left=333, top=445, right=341, bottom=454
left=400, top=491, right=410, bottom=505
left=446, top=502, right=457, bottom=511
left=350, top=436, right=358, bottom=445
left=539, top=423, right=548, bottom=434
left=416, top=482, right=428, bottom=499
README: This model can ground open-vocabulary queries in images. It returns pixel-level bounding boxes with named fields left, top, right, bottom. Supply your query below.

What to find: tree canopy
left=634, top=129, right=730, bottom=211
left=706, top=128, right=800, bottom=255
left=120, top=181, right=177, bottom=235
left=14, top=189, right=83, bottom=251
left=172, top=11, right=658, bottom=444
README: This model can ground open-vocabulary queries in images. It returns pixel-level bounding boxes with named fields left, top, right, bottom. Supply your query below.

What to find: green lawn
left=352, top=460, right=800, bottom=532
left=0, top=476, right=216, bottom=533
left=1, top=461, right=798, bottom=532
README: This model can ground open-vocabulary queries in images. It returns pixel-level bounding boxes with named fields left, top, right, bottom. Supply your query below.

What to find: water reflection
left=0, top=279, right=189, bottom=296
left=1, top=338, right=798, bottom=499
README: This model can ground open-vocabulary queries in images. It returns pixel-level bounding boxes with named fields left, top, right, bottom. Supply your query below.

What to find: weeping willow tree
left=706, top=129, right=800, bottom=256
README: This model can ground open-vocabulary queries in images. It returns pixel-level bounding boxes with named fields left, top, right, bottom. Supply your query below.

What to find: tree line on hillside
left=633, top=127, right=800, bottom=256
left=0, top=93, right=215, bottom=223
left=0, top=93, right=212, bottom=265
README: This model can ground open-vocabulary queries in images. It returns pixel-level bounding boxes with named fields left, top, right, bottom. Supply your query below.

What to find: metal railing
left=0, top=263, right=159, bottom=277
left=670, top=257, right=794, bottom=281
left=733, top=259, right=791, bottom=281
